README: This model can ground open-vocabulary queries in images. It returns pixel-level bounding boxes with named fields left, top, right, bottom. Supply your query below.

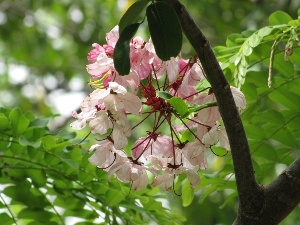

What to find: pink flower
left=87, top=43, right=105, bottom=63
left=70, top=94, right=101, bottom=130
left=182, top=141, right=207, bottom=169
left=108, top=159, right=149, bottom=191
left=89, top=111, right=131, bottom=149
left=147, top=148, right=200, bottom=190
left=132, top=134, right=173, bottom=159
left=194, top=91, right=221, bottom=125
left=88, top=140, right=128, bottom=170
left=86, top=52, right=114, bottom=78
left=202, top=123, right=230, bottom=151
left=105, top=25, right=119, bottom=48
left=88, top=82, right=142, bottom=115
left=104, top=82, right=142, bottom=115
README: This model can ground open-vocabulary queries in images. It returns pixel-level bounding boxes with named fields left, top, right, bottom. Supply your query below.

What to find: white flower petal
left=112, top=124, right=128, bottom=149
left=186, top=169, right=200, bottom=189
left=231, top=87, right=246, bottom=109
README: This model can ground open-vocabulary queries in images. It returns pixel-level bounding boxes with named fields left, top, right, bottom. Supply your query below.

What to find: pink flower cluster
left=71, top=26, right=246, bottom=191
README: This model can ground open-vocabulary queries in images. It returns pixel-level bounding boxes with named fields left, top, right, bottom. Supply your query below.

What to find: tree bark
left=160, top=0, right=300, bottom=224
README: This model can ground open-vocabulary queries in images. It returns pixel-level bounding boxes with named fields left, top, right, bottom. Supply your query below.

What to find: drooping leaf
left=114, top=23, right=140, bottom=75
left=119, top=0, right=148, bottom=34
left=182, top=180, right=194, bottom=207
left=146, top=1, right=182, bottom=61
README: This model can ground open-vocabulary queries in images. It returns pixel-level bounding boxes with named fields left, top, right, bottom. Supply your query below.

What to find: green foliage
left=114, top=23, right=141, bottom=75
left=0, top=108, right=184, bottom=225
left=167, top=97, right=189, bottom=118
left=215, top=10, right=300, bottom=88
left=146, top=1, right=182, bottom=61
left=181, top=180, right=194, bottom=207
left=119, top=0, right=149, bottom=34
left=214, top=8, right=300, bottom=188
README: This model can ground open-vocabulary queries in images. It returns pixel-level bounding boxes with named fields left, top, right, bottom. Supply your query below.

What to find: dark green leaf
left=114, top=23, right=140, bottom=75
left=158, top=91, right=173, bottom=100
left=119, top=0, right=148, bottom=34
left=17, top=208, right=53, bottom=222
left=146, top=2, right=182, bottom=61
left=4, top=184, right=48, bottom=209
left=26, top=169, right=47, bottom=187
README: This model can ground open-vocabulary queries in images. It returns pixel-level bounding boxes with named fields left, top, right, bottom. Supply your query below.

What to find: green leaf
left=198, top=185, right=216, bottom=204
left=269, top=88, right=300, bottom=111
left=19, top=135, right=41, bottom=149
left=41, top=135, right=56, bottom=151
left=17, top=208, right=53, bottom=222
left=4, top=184, right=48, bottom=209
left=114, top=23, right=140, bottom=75
left=251, top=110, right=285, bottom=125
left=242, top=43, right=252, bottom=56
left=106, top=189, right=125, bottom=206
left=219, top=192, right=238, bottom=209
left=59, top=152, right=79, bottom=169
left=167, top=97, right=189, bottom=117
left=0, top=213, right=13, bottom=225
left=146, top=2, right=182, bottom=61
left=54, top=197, right=85, bottom=210
left=26, top=169, right=47, bottom=187
left=269, top=11, right=293, bottom=26
left=257, top=27, right=273, bottom=38
left=9, top=108, right=30, bottom=136
left=0, top=113, right=9, bottom=131
left=119, top=0, right=148, bottom=34
left=244, top=124, right=266, bottom=140
left=248, top=33, right=262, bottom=48
left=30, top=117, right=51, bottom=128
left=158, top=91, right=173, bottom=100
left=182, top=180, right=194, bottom=207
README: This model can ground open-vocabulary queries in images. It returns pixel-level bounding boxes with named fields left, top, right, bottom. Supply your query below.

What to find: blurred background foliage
left=1, top=0, right=300, bottom=224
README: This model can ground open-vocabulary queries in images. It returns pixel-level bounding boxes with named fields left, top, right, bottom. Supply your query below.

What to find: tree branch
left=263, top=156, right=300, bottom=224
left=160, top=0, right=263, bottom=215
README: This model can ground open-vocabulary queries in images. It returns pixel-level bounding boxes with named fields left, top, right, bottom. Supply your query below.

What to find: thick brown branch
left=233, top=156, right=300, bottom=225
left=160, top=0, right=263, bottom=215
left=263, top=156, right=300, bottom=224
